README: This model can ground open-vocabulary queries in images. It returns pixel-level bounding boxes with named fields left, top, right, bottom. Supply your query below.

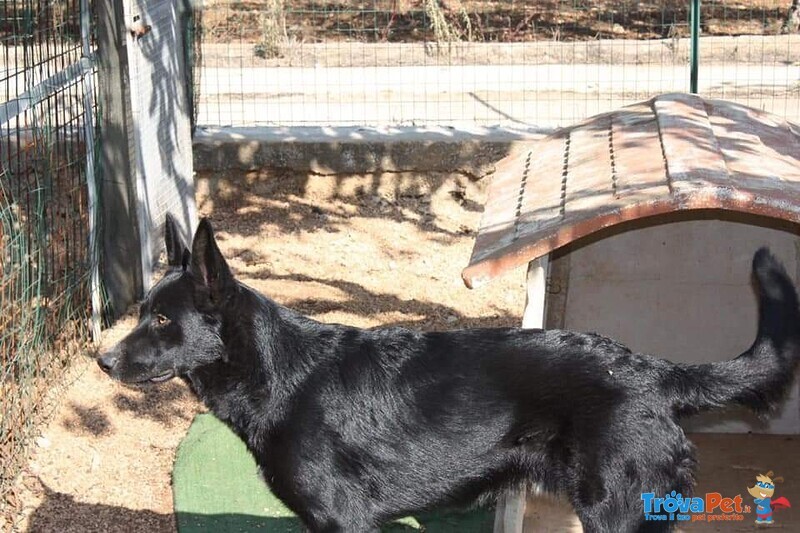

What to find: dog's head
left=97, top=215, right=234, bottom=383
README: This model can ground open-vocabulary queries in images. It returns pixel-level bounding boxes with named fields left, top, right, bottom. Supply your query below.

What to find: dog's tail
left=669, top=247, right=800, bottom=417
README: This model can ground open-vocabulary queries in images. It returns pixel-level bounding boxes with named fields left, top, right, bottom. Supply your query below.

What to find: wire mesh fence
left=0, top=0, right=99, bottom=515
left=192, top=0, right=800, bottom=128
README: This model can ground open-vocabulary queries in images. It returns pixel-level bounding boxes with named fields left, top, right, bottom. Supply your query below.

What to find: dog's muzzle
left=97, top=352, right=119, bottom=373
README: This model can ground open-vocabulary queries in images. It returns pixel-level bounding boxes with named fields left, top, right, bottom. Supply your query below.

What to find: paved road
left=196, top=64, right=800, bottom=127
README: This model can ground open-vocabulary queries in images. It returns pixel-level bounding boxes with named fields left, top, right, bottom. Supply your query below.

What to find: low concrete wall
left=193, top=126, right=546, bottom=179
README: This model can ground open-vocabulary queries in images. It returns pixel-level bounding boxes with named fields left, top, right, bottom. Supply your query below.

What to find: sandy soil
left=9, top=169, right=525, bottom=532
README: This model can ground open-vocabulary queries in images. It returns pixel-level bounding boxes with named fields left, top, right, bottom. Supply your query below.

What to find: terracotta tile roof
left=463, top=93, right=800, bottom=288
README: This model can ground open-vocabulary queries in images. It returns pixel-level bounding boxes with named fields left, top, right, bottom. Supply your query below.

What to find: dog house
left=463, top=93, right=800, bottom=532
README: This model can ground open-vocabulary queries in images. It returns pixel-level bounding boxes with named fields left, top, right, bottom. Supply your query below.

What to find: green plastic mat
left=173, top=414, right=494, bottom=532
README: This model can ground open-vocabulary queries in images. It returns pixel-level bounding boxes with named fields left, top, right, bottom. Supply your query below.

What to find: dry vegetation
left=198, top=0, right=795, bottom=47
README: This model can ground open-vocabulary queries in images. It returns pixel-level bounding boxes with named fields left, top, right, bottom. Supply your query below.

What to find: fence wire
left=0, top=0, right=99, bottom=516
left=192, top=0, right=800, bottom=128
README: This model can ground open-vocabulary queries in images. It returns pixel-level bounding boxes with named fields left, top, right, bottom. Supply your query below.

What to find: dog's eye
left=154, top=314, right=170, bottom=327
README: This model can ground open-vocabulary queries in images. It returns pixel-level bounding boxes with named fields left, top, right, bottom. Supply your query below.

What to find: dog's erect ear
left=164, top=213, right=189, bottom=269
left=189, top=218, right=233, bottom=299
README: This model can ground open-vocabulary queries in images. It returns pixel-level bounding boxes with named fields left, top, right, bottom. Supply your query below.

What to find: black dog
left=99, top=215, right=800, bottom=532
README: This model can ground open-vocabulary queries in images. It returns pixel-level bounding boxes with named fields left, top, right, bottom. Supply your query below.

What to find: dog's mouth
left=142, top=370, right=175, bottom=384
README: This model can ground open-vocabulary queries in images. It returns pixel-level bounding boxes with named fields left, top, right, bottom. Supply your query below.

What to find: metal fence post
left=690, top=0, right=701, bottom=93
left=81, top=0, right=101, bottom=341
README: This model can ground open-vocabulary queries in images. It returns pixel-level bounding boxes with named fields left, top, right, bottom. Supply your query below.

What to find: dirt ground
left=8, top=169, right=526, bottom=532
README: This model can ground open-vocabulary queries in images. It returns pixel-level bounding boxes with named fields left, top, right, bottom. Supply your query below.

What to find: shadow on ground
left=193, top=167, right=521, bottom=331
left=25, top=484, right=173, bottom=533
left=26, top=483, right=491, bottom=533
left=195, top=168, right=484, bottom=240
left=251, top=270, right=516, bottom=330
left=111, top=381, right=195, bottom=428
left=60, top=380, right=194, bottom=437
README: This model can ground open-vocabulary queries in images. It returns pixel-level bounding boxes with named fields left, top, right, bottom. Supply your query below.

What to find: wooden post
left=493, top=255, right=549, bottom=533
left=95, top=0, right=144, bottom=319
left=522, top=256, right=549, bottom=330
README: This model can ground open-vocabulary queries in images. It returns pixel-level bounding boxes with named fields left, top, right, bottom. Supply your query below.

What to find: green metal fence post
left=690, top=0, right=701, bottom=93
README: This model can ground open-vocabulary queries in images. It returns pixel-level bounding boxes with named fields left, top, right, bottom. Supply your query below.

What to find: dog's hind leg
left=573, top=492, right=649, bottom=533
left=586, top=469, right=691, bottom=532
left=568, top=452, right=686, bottom=532
left=634, top=520, right=674, bottom=533
left=576, top=494, right=674, bottom=533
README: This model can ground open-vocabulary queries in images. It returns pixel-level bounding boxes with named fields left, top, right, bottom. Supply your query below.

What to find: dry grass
left=253, top=0, right=288, bottom=59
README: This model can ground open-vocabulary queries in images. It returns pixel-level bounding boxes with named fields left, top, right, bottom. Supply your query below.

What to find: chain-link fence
left=0, top=0, right=99, bottom=514
left=192, top=0, right=800, bottom=128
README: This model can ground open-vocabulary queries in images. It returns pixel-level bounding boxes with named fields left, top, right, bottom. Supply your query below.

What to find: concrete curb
left=193, top=126, right=548, bottom=178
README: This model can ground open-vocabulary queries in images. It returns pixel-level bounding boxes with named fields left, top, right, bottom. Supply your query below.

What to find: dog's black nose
left=97, top=353, right=118, bottom=373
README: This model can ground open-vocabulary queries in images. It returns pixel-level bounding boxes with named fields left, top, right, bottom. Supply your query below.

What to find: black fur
left=98, top=217, right=800, bottom=532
